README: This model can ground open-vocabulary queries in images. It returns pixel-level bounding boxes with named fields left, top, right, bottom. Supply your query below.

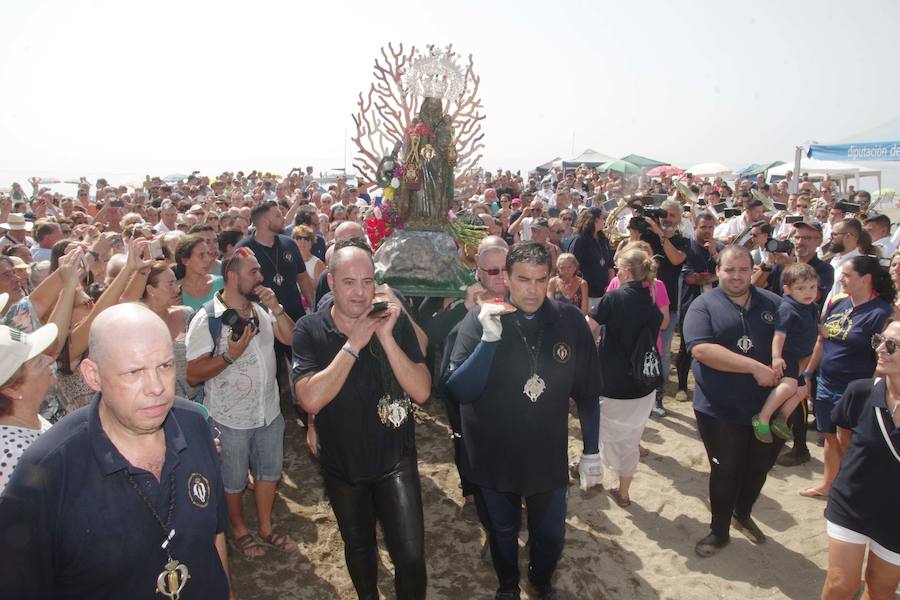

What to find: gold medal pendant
left=156, top=559, right=190, bottom=599
left=523, top=373, right=546, bottom=402
left=377, top=394, right=412, bottom=428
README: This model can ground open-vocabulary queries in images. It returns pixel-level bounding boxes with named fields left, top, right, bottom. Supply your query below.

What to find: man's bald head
left=477, top=235, right=508, bottom=258
left=334, top=221, right=364, bottom=241
left=89, top=303, right=172, bottom=368
left=329, top=245, right=374, bottom=277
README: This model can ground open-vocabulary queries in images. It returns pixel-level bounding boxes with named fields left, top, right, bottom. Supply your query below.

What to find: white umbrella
left=685, top=162, right=732, bottom=177
left=163, top=173, right=190, bottom=183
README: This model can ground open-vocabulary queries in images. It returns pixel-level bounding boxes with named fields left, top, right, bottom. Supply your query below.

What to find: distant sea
left=2, top=163, right=899, bottom=199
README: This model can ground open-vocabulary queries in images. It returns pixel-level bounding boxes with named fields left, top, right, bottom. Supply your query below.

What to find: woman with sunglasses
left=292, top=225, right=325, bottom=281
left=801, top=255, right=895, bottom=498
left=820, top=321, right=900, bottom=599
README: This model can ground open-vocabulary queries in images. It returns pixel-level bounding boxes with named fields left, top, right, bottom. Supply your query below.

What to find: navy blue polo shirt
left=0, top=396, right=229, bottom=600
left=819, top=295, right=892, bottom=391
left=769, top=255, right=834, bottom=312
left=236, top=234, right=307, bottom=322
left=776, top=294, right=819, bottom=360
left=683, top=286, right=782, bottom=425
left=826, top=378, right=900, bottom=553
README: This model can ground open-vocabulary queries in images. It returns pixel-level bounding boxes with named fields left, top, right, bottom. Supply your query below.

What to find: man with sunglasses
left=185, top=247, right=298, bottom=558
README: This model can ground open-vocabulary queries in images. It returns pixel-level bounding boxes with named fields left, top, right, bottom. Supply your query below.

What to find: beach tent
left=534, top=156, right=562, bottom=176
left=808, top=116, right=900, bottom=162
left=620, top=154, right=669, bottom=169
left=685, top=162, right=732, bottom=177
left=737, top=161, right=785, bottom=177
left=769, top=157, right=881, bottom=191
left=562, top=149, right=618, bottom=171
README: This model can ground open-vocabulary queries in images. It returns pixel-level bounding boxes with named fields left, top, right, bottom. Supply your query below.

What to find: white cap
left=0, top=323, right=58, bottom=387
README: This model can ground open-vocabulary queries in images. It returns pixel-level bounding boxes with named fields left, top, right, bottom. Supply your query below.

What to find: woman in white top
left=0, top=321, right=60, bottom=493
left=292, top=225, right=325, bottom=281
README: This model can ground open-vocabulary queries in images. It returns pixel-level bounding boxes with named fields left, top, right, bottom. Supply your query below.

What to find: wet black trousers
left=694, top=410, right=785, bottom=538
left=322, top=455, right=427, bottom=600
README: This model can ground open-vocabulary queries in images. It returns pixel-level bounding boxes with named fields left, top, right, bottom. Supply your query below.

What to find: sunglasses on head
left=478, top=267, right=506, bottom=276
left=872, top=333, right=898, bottom=354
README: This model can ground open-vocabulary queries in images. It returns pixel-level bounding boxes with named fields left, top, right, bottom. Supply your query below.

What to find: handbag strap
left=873, top=378, right=900, bottom=465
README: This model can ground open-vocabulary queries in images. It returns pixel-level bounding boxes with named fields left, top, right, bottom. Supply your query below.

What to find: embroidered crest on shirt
left=552, top=342, right=571, bottom=363
left=187, top=472, right=211, bottom=508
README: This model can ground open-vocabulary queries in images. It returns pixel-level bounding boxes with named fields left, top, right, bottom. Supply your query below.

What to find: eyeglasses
left=478, top=267, right=506, bottom=276
left=872, top=333, right=898, bottom=354
left=294, top=235, right=314, bottom=242
left=552, top=229, right=565, bottom=234
left=830, top=231, right=849, bottom=238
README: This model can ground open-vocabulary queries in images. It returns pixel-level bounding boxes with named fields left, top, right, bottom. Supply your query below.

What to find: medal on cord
left=734, top=294, right=753, bottom=354
left=256, top=239, right=284, bottom=286
left=122, top=470, right=190, bottom=599
left=515, top=320, right=546, bottom=402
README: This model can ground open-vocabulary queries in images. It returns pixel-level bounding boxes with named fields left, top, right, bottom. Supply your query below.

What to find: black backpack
left=627, top=306, right=664, bottom=395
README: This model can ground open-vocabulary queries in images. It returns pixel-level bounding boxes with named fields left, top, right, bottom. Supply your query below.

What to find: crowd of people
left=0, top=165, right=898, bottom=599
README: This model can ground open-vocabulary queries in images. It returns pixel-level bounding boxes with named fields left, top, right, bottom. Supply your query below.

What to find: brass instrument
left=673, top=180, right=698, bottom=205
left=603, top=199, right=630, bottom=246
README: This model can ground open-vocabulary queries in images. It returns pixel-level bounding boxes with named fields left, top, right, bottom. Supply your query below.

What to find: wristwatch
left=222, top=350, right=235, bottom=365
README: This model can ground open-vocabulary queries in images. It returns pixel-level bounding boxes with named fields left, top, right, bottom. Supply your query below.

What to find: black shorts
left=782, top=355, right=801, bottom=380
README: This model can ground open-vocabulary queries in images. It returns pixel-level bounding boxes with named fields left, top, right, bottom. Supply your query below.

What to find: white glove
left=578, top=452, right=603, bottom=491
left=477, top=302, right=506, bottom=342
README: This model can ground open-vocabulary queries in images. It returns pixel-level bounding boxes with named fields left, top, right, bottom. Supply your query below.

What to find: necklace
left=730, top=292, right=754, bottom=353
left=514, top=318, right=546, bottom=402
left=122, top=470, right=190, bottom=599
left=254, top=237, right=284, bottom=286
left=1, top=414, right=41, bottom=429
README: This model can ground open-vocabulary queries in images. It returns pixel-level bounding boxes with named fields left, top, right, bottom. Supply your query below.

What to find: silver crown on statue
left=402, top=45, right=466, bottom=100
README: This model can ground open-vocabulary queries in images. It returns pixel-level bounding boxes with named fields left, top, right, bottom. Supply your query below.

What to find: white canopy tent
left=562, top=149, right=618, bottom=171
left=685, top=162, right=732, bottom=177
left=769, top=157, right=881, bottom=192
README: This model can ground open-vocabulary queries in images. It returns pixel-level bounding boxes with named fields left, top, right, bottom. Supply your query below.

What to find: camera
left=765, top=239, right=794, bottom=254
left=628, top=205, right=668, bottom=234
left=221, top=309, right=259, bottom=341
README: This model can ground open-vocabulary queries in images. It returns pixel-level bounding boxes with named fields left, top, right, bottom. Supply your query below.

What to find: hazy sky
left=2, top=0, right=899, bottom=182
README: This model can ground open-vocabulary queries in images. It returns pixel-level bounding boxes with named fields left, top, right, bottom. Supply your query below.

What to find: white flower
left=391, top=177, right=400, bottom=188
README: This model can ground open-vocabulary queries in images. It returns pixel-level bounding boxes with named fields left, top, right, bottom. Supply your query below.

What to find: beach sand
left=229, top=377, right=830, bottom=599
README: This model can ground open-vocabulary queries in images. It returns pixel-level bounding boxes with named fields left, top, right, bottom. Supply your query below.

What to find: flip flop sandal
left=771, top=418, right=793, bottom=441
left=230, top=533, right=267, bottom=558
left=609, top=488, right=631, bottom=508
left=260, top=530, right=297, bottom=552
left=799, top=488, right=828, bottom=498
left=751, top=414, right=773, bottom=444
